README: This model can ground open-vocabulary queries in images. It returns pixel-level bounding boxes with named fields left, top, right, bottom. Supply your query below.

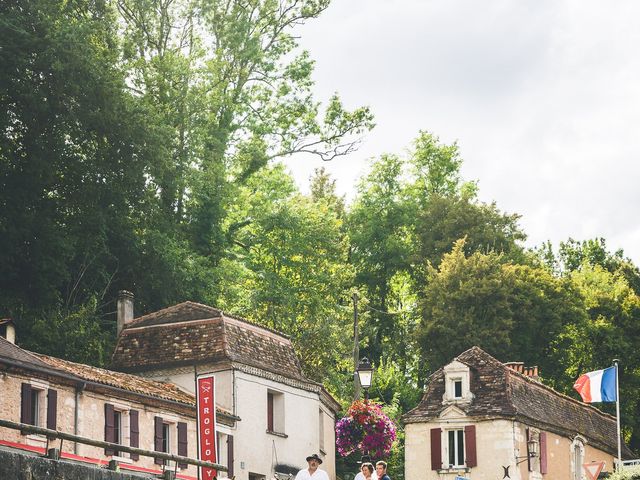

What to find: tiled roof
left=403, top=346, right=633, bottom=458
left=0, top=337, right=49, bottom=369
left=127, top=302, right=222, bottom=328
left=111, top=302, right=306, bottom=382
left=34, top=354, right=196, bottom=406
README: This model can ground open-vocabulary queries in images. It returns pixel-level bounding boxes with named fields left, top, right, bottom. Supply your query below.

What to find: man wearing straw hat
left=295, top=454, right=329, bottom=480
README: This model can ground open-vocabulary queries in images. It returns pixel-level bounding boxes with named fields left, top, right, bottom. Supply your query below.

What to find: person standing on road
left=356, top=463, right=375, bottom=480
left=295, top=454, right=329, bottom=480
left=355, top=455, right=377, bottom=480
left=375, top=461, right=390, bottom=480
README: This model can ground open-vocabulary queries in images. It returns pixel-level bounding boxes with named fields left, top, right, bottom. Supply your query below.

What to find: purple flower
left=335, top=400, right=397, bottom=458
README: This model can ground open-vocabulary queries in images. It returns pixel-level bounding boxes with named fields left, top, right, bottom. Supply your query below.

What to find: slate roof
left=111, top=302, right=307, bottom=382
left=403, top=346, right=633, bottom=458
left=0, top=337, right=237, bottom=419
left=34, top=354, right=195, bottom=406
left=0, top=336, right=49, bottom=369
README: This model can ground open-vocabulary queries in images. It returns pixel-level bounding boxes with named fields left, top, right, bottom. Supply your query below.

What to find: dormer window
left=443, top=360, right=472, bottom=403
left=453, top=380, right=463, bottom=399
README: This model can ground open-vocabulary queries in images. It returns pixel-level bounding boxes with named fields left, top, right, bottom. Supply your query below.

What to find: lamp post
left=516, top=438, right=539, bottom=465
left=356, top=357, right=373, bottom=400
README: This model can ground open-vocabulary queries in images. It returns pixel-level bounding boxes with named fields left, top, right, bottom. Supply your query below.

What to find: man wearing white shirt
left=295, top=454, right=330, bottom=480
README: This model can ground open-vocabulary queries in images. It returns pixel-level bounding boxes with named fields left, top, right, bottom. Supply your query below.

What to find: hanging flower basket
left=335, top=400, right=397, bottom=459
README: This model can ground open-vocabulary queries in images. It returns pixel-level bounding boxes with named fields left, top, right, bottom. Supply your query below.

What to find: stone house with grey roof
left=403, top=346, right=633, bottom=480
left=0, top=332, right=229, bottom=479
left=111, top=292, right=340, bottom=480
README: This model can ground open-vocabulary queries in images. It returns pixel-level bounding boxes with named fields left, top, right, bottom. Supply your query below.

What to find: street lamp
left=516, top=438, right=539, bottom=465
left=356, top=357, right=373, bottom=400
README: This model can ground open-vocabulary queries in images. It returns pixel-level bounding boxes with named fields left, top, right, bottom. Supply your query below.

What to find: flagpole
left=614, top=359, right=621, bottom=471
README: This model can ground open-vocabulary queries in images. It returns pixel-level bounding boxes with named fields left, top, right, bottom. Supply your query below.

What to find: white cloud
left=284, top=0, right=640, bottom=264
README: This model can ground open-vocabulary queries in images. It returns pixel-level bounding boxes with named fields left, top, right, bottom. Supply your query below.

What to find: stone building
left=0, top=332, right=238, bottom=478
left=403, top=346, right=633, bottom=480
left=110, top=294, right=340, bottom=480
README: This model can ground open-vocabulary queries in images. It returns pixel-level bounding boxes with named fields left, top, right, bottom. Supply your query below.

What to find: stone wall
left=0, top=370, right=198, bottom=478
left=0, top=448, right=144, bottom=480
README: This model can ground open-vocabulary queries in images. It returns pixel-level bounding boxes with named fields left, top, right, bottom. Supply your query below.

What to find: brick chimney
left=117, top=291, right=134, bottom=336
left=505, top=361, right=539, bottom=380
left=0, top=319, right=16, bottom=344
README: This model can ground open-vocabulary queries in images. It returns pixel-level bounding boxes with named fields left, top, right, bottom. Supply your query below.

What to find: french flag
left=574, top=366, right=617, bottom=403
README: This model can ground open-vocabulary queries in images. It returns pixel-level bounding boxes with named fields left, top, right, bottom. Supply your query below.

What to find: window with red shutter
left=228, top=435, right=234, bottom=477
left=526, top=428, right=533, bottom=472
left=177, top=422, right=188, bottom=469
left=46, top=389, right=57, bottom=430
left=130, top=410, right=139, bottom=461
left=430, top=428, right=442, bottom=470
left=464, top=425, right=477, bottom=467
left=540, top=432, right=548, bottom=474
left=267, top=392, right=274, bottom=431
left=154, top=416, right=164, bottom=465
left=21, top=383, right=32, bottom=426
left=104, top=403, right=115, bottom=456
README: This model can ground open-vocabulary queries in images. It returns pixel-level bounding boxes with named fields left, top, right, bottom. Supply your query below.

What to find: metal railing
left=0, top=418, right=227, bottom=472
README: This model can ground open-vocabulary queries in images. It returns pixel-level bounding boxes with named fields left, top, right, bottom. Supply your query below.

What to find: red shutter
left=154, top=416, right=164, bottom=465
left=464, top=425, right=477, bottom=467
left=177, top=422, right=188, bottom=469
left=267, top=392, right=274, bottom=431
left=104, top=403, right=115, bottom=455
left=47, top=389, right=57, bottom=430
left=129, top=410, right=139, bottom=461
left=430, top=428, right=442, bottom=470
left=539, top=432, right=548, bottom=474
left=21, top=383, right=32, bottom=426
left=227, top=435, right=234, bottom=477
left=526, top=428, right=532, bottom=471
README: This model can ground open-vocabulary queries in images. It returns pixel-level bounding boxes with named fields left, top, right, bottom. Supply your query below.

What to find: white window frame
left=319, top=409, right=325, bottom=453
left=571, top=436, right=586, bottom=480
left=109, top=400, right=133, bottom=462
left=446, top=428, right=465, bottom=468
left=443, top=361, right=472, bottom=403
left=267, top=389, right=285, bottom=434
left=25, top=380, right=49, bottom=446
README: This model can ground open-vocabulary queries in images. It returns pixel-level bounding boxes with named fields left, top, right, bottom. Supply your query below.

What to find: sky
left=283, top=0, right=640, bottom=265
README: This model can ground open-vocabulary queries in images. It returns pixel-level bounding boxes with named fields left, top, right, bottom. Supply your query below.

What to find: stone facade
left=403, top=347, right=630, bottom=480
left=0, top=337, right=201, bottom=478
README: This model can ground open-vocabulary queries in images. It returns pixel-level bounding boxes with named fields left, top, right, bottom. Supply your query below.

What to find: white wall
left=232, top=370, right=335, bottom=480
left=144, top=365, right=335, bottom=480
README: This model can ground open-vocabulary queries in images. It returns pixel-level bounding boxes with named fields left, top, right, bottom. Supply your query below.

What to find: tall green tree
left=116, top=0, right=373, bottom=311
left=216, top=165, right=355, bottom=382
left=0, top=0, right=152, bottom=359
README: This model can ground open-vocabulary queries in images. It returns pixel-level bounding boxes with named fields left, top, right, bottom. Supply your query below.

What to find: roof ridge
left=2, top=339, right=49, bottom=367
left=221, top=311, right=291, bottom=340
left=461, top=346, right=618, bottom=422
left=127, top=301, right=221, bottom=327
left=507, top=368, right=618, bottom=422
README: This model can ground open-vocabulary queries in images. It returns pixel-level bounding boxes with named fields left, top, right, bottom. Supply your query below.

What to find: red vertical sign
left=197, top=374, right=217, bottom=479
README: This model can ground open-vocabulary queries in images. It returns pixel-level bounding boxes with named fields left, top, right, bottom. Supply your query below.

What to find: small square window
left=454, top=380, right=462, bottom=398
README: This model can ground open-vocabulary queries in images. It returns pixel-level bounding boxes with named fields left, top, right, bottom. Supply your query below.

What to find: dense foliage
left=2, top=0, right=640, bottom=476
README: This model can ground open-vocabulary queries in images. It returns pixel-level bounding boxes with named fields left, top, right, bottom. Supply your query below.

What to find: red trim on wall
left=0, top=440, right=198, bottom=479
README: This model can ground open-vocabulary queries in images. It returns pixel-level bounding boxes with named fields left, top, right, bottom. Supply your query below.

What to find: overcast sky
left=283, top=0, right=640, bottom=265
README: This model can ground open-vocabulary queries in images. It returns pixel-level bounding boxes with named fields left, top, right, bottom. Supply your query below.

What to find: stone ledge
left=0, top=448, right=146, bottom=479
